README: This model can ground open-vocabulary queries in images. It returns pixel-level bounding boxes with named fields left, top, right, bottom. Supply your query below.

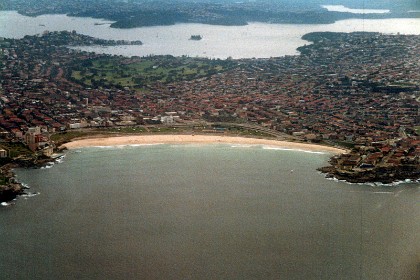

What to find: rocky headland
left=0, top=156, right=53, bottom=203
left=318, top=138, right=420, bottom=184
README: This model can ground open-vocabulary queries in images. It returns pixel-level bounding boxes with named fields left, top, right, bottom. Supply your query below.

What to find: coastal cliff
left=0, top=183, right=23, bottom=203
left=0, top=163, right=22, bottom=203
left=0, top=157, right=52, bottom=203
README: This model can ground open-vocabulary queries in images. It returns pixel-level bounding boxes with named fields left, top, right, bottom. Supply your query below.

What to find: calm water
left=1, top=145, right=419, bottom=279
left=321, top=5, right=390, bottom=14
left=1, top=11, right=420, bottom=58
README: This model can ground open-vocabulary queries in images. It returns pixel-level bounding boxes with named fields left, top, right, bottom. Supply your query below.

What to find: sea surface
left=1, top=145, right=419, bottom=280
left=1, top=11, right=420, bottom=58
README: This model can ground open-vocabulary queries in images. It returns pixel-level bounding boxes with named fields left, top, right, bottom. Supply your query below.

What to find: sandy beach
left=61, top=134, right=346, bottom=154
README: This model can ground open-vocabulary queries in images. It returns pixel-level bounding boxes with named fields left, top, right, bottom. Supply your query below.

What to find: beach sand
left=61, top=134, right=346, bottom=154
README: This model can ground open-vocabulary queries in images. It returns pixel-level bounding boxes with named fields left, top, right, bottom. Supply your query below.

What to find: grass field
left=51, top=131, right=99, bottom=145
left=0, top=143, right=33, bottom=158
left=70, top=56, right=237, bottom=89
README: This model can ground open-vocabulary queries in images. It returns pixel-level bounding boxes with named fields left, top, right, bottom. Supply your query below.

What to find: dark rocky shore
left=0, top=157, right=53, bottom=203
left=318, top=164, right=420, bottom=184
left=318, top=154, right=420, bottom=184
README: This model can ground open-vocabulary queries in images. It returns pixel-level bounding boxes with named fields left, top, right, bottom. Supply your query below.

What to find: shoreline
left=60, top=134, right=346, bottom=154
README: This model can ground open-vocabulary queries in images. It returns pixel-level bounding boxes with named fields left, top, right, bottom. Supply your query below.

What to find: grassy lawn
left=0, top=143, right=33, bottom=158
left=96, top=127, right=147, bottom=133
left=148, top=127, right=186, bottom=133
left=51, top=131, right=98, bottom=145
left=0, top=176, right=8, bottom=185
left=70, top=56, right=237, bottom=89
left=225, top=127, right=276, bottom=138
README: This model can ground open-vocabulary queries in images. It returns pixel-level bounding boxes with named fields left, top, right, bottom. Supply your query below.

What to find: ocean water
left=1, top=144, right=419, bottom=279
left=1, top=11, right=420, bottom=58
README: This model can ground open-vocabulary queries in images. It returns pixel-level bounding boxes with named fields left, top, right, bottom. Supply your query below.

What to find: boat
left=189, top=35, right=202, bottom=41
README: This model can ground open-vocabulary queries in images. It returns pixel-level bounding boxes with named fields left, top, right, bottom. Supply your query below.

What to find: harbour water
left=321, top=5, right=391, bottom=14
left=1, top=145, right=419, bottom=279
left=1, top=11, right=420, bottom=58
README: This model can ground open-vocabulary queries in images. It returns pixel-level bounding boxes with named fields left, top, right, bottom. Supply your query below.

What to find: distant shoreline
left=61, top=134, right=346, bottom=154
left=6, top=5, right=414, bottom=30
